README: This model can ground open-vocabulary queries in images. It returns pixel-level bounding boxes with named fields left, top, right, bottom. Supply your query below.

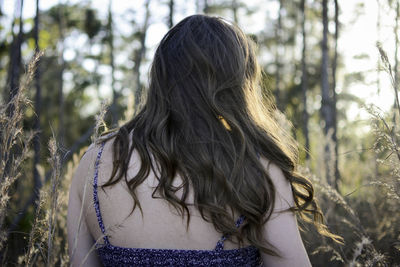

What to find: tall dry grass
left=298, top=45, right=400, bottom=266
left=0, top=52, right=41, bottom=253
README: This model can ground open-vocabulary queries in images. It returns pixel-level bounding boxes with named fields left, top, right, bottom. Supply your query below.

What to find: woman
left=67, top=14, right=340, bottom=266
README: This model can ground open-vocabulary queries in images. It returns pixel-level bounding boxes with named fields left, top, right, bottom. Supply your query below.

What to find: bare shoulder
left=70, top=133, right=118, bottom=198
left=67, top=142, right=104, bottom=267
left=259, top=157, right=295, bottom=211
left=69, top=143, right=101, bottom=201
left=258, top=157, right=311, bottom=266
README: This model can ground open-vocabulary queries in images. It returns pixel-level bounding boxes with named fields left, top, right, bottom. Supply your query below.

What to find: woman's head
left=144, top=15, right=260, bottom=132
left=104, top=14, right=342, bottom=256
left=153, top=14, right=258, bottom=84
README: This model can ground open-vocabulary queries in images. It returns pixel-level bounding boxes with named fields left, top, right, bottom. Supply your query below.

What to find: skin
left=67, top=140, right=311, bottom=267
left=259, top=159, right=311, bottom=267
left=67, top=144, right=102, bottom=267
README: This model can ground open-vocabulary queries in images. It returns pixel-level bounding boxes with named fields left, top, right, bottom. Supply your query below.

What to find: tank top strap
left=214, top=215, right=246, bottom=251
left=93, top=141, right=110, bottom=245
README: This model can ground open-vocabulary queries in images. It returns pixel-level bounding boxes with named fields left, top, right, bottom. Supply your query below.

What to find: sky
left=1, top=0, right=398, bottom=125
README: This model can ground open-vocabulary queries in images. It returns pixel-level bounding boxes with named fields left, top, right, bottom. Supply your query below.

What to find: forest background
left=0, top=0, right=399, bottom=266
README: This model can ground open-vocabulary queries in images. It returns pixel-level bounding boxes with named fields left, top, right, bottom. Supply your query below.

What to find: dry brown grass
left=0, top=52, right=42, bottom=252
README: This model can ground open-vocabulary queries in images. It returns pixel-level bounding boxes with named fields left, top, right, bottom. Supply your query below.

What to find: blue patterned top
left=93, top=141, right=262, bottom=266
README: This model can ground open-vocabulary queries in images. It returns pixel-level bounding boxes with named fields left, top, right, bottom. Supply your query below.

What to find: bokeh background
left=0, top=0, right=399, bottom=265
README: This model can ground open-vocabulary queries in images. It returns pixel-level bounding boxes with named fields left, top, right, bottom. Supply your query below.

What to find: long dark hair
left=102, top=14, right=341, bottom=255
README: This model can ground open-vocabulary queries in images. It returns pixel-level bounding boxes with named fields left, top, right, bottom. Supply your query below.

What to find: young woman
left=67, top=14, right=340, bottom=266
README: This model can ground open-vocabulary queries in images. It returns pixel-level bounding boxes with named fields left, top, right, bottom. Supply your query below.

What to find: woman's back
left=87, top=138, right=252, bottom=251
left=68, top=133, right=312, bottom=266
left=70, top=136, right=262, bottom=266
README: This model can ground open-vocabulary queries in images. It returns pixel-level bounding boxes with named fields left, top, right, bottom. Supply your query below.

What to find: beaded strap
left=93, top=142, right=109, bottom=245
left=215, top=215, right=246, bottom=251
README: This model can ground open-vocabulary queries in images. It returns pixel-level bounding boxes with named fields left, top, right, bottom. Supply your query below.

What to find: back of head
left=105, top=14, right=337, bottom=255
left=145, top=14, right=259, bottom=135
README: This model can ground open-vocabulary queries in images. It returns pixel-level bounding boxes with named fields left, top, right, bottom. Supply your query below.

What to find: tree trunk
left=134, top=0, right=151, bottom=109
left=377, top=0, right=382, bottom=96
left=58, top=2, right=65, bottom=146
left=33, top=0, right=42, bottom=208
left=274, top=0, right=283, bottom=110
left=393, top=0, right=399, bottom=128
left=108, top=0, right=118, bottom=126
left=196, top=1, right=201, bottom=13
left=168, top=0, right=174, bottom=28
left=7, top=0, right=24, bottom=105
left=232, top=0, right=239, bottom=24
left=321, top=0, right=336, bottom=187
left=0, top=0, right=23, bottom=260
left=204, top=0, right=209, bottom=14
left=300, top=0, right=310, bottom=161
left=332, top=0, right=340, bottom=188
left=3, top=0, right=24, bottom=181
left=375, top=0, right=382, bottom=180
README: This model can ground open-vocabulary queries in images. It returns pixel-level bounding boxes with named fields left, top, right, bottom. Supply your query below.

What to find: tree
left=7, top=3, right=103, bottom=245
left=274, top=0, right=283, bottom=111
left=7, top=0, right=24, bottom=106
left=204, top=0, right=210, bottom=14
left=57, top=1, right=66, bottom=146
left=394, top=0, right=399, bottom=129
left=377, top=0, right=382, bottom=96
left=2, top=0, right=24, bottom=195
left=331, top=0, right=340, bottom=187
left=134, top=0, right=151, bottom=109
left=32, top=0, right=42, bottom=209
left=232, top=0, right=239, bottom=24
left=168, top=0, right=174, bottom=28
left=107, top=0, right=118, bottom=126
left=300, top=0, right=310, bottom=161
left=321, top=0, right=337, bottom=188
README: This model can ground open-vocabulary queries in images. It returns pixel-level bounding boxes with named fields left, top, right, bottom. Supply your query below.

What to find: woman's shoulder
left=259, top=157, right=294, bottom=211
left=95, top=130, right=119, bottom=144
left=69, top=131, right=119, bottom=200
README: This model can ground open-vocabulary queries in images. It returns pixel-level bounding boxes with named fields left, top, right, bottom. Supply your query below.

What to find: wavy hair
left=102, top=14, right=342, bottom=255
